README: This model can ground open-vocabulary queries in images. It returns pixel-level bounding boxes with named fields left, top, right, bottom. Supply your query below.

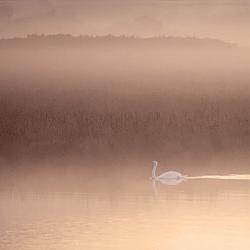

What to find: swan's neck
left=152, top=163, right=157, bottom=179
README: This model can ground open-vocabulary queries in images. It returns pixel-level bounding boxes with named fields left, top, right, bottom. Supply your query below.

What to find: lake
left=1, top=160, right=250, bottom=250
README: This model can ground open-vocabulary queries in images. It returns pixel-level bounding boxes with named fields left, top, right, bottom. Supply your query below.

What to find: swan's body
left=153, top=177, right=184, bottom=186
left=151, top=161, right=186, bottom=181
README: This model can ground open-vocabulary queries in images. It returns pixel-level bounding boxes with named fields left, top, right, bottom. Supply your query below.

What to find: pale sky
left=1, top=0, right=250, bottom=45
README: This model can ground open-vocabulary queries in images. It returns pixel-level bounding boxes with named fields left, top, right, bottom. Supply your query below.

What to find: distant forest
left=0, top=34, right=236, bottom=49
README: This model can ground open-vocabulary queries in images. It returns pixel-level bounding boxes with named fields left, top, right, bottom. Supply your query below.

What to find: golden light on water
left=1, top=171, right=250, bottom=250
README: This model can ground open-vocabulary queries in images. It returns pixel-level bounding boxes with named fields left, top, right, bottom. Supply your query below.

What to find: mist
left=1, top=0, right=250, bottom=45
left=1, top=35, right=250, bottom=167
left=1, top=3, right=250, bottom=250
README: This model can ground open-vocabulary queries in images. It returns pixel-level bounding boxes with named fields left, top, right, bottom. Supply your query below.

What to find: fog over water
left=0, top=35, right=250, bottom=249
left=1, top=1, right=250, bottom=249
left=1, top=36, right=250, bottom=162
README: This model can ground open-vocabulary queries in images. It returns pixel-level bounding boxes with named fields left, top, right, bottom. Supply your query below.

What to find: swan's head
left=152, top=160, right=158, bottom=167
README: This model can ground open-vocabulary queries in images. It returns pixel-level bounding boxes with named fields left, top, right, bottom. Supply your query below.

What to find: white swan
left=151, top=160, right=186, bottom=182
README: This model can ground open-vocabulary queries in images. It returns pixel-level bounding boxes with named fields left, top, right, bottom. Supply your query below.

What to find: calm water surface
left=1, top=163, right=250, bottom=250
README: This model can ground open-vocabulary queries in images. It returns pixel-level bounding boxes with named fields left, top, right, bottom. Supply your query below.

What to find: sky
left=1, top=0, right=250, bottom=45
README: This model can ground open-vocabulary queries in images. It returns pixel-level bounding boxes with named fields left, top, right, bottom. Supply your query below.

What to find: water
left=1, top=162, right=250, bottom=250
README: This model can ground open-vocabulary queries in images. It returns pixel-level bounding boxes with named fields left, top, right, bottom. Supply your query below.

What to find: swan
left=151, top=160, right=186, bottom=181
